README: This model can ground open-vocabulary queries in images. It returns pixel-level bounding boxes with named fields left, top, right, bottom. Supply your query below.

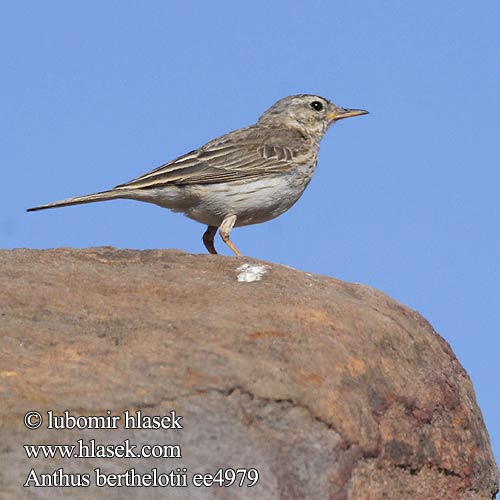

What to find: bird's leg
left=202, top=225, right=218, bottom=254
left=219, top=215, right=242, bottom=256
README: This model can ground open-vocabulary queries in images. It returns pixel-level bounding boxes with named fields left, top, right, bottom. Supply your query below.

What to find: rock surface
left=0, top=248, right=497, bottom=500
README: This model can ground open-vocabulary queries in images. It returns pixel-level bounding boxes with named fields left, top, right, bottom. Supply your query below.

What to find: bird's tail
left=26, top=189, right=125, bottom=212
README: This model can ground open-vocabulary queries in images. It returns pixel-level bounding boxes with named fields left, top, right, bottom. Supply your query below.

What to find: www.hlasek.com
left=25, top=439, right=181, bottom=460
left=23, top=409, right=259, bottom=489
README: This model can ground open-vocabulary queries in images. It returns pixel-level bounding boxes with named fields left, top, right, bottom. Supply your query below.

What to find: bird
left=27, top=94, right=368, bottom=256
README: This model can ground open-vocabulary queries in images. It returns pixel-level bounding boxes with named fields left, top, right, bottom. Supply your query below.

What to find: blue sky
left=2, top=2, right=499, bottom=464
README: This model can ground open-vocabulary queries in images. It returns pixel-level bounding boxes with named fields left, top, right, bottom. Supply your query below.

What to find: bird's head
left=258, top=94, right=368, bottom=141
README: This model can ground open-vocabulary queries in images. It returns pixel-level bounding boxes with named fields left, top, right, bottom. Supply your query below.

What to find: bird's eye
left=310, top=101, right=324, bottom=111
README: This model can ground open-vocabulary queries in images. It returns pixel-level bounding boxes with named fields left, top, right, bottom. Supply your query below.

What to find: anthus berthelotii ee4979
left=27, top=94, right=368, bottom=255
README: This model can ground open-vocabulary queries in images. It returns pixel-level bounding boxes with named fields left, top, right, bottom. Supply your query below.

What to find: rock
left=0, top=247, right=497, bottom=500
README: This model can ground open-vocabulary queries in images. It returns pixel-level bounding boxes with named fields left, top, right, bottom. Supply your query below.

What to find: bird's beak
left=327, top=108, right=369, bottom=122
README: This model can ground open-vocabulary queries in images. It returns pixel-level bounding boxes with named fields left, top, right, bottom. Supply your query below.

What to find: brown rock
left=0, top=248, right=497, bottom=500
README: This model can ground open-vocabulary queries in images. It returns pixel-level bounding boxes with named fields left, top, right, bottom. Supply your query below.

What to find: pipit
left=27, top=94, right=368, bottom=255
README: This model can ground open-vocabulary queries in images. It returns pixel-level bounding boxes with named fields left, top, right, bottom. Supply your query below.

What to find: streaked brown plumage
left=27, top=94, right=368, bottom=255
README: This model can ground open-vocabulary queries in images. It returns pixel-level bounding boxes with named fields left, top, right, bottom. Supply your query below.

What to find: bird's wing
left=114, top=126, right=311, bottom=189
